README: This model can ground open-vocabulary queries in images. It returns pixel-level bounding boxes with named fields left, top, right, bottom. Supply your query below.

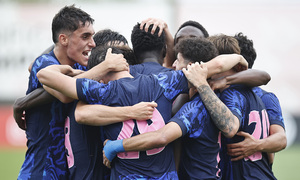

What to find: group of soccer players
left=13, top=4, right=286, bottom=180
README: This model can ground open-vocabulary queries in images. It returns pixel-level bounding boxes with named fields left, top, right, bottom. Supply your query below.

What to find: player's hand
left=227, top=131, right=259, bottom=161
left=208, top=77, right=228, bottom=91
left=103, top=139, right=125, bottom=168
left=182, top=62, right=209, bottom=88
left=103, top=139, right=112, bottom=168
left=105, top=48, right=129, bottom=72
left=13, top=99, right=26, bottom=130
left=132, top=101, right=157, bottom=120
left=234, top=55, right=248, bottom=72
left=140, top=18, right=167, bottom=37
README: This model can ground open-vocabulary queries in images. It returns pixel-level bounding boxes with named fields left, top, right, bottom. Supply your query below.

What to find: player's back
left=172, top=94, right=222, bottom=180
left=76, top=70, right=188, bottom=179
left=219, top=85, right=276, bottom=180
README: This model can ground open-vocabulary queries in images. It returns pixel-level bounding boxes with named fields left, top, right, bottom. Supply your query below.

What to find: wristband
left=104, top=139, right=125, bottom=162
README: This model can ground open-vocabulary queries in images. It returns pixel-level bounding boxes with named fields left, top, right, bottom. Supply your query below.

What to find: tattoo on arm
left=197, top=85, right=235, bottom=136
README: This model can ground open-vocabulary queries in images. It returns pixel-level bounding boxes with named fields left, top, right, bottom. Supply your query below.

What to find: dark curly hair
left=234, top=32, right=256, bottom=68
left=88, top=45, right=136, bottom=69
left=174, top=37, right=218, bottom=63
left=52, top=4, right=94, bottom=44
left=131, top=23, right=166, bottom=59
left=93, top=29, right=128, bottom=47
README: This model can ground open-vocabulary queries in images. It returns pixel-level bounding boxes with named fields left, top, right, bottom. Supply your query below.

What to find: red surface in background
left=0, top=106, right=26, bottom=148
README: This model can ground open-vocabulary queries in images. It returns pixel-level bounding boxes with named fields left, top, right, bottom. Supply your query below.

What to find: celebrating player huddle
left=14, top=4, right=286, bottom=180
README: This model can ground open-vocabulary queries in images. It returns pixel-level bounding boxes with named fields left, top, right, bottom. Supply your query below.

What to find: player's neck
left=114, top=71, right=133, bottom=80
left=137, top=51, right=163, bottom=65
left=53, top=46, right=75, bottom=66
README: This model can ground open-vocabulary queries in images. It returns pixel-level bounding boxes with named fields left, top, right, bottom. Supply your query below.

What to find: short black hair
left=131, top=23, right=166, bottom=58
left=52, top=4, right=94, bottom=43
left=93, top=29, right=128, bottom=47
left=234, top=32, right=256, bottom=68
left=174, top=37, right=218, bottom=63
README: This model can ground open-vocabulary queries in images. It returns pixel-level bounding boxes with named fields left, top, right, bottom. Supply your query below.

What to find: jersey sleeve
left=170, top=96, right=209, bottom=138
left=220, top=88, right=245, bottom=126
left=261, top=92, right=285, bottom=129
left=154, top=70, right=189, bottom=101
left=73, top=63, right=87, bottom=71
left=27, top=54, right=60, bottom=94
left=76, top=78, right=110, bottom=104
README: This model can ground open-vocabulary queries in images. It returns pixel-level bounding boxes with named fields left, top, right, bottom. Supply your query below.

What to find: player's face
left=66, top=22, right=95, bottom=66
left=175, top=26, right=205, bottom=45
left=172, top=53, right=189, bottom=70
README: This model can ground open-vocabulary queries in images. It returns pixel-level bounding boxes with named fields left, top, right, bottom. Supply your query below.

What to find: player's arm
left=227, top=124, right=286, bottom=161
left=13, top=88, right=55, bottom=130
left=75, top=101, right=157, bottom=126
left=140, top=18, right=175, bottom=68
left=37, top=48, right=128, bottom=101
left=209, top=69, right=271, bottom=90
left=205, top=54, right=248, bottom=78
left=171, top=94, right=189, bottom=117
left=103, top=122, right=182, bottom=167
left=183, top=62, right=239, bottom=138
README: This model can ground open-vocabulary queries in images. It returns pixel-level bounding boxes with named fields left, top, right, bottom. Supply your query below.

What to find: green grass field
left=0, top=144, right=299, bottom=179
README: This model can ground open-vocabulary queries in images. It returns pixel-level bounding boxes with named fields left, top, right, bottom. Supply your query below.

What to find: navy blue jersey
left=219, top=85, right=276, bottom=180
left=252, top=87, right=285, bottom=129
left=18, top=51, right=84, bottom=180
left=170, top=94, right=221, bottom=180
left=76, top=70, right=188, bottom=179
left=130, top=62, right=173, bottom=77
left=64, top=101, right=107, bottom=180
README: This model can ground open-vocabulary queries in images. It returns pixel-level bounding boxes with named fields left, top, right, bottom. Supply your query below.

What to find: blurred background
left=0, top=0, right=299, bottom=179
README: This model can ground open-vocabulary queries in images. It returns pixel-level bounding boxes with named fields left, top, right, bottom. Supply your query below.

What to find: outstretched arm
left=209, top=69, right=271, bottom=90
left=103, top=122, right=182, bottom=167
left=13, top=88, right=55, bottom=130
left=75, top=101, right=158, bottom=126
left=205, top=54, right=248, bottom=78
left=140, top=18, right=175, bottom=68
left=183, top=62, right=239, bottom=138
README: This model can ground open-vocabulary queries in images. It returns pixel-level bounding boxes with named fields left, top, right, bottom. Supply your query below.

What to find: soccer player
left=15, top=5, right=128, bottom=179
left=209, top=34, right=278, bottom=179
left=209, top=33, right=286, bottom=179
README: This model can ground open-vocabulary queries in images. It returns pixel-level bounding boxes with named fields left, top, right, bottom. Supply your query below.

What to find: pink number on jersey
left=64, top=116, right=74, bottom=168
left=117, top=108, right=165, bottom=159
left=137, top=108, right=165, bottom=155
left=245, top=110, right=270, bottom=161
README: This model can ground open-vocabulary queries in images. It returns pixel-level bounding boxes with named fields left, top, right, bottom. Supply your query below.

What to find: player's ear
left=59, top=34, right=69, bottom=46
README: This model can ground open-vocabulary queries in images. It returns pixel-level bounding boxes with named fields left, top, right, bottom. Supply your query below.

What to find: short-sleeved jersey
left=18, top=51, right=83, bottom=180
left=170, top=94, right=221, bottom=180
left=129, top=62, right=173, bottom=77
left=76, top=70, right=188, bottom=179
left=219, top=85, right=276, bottom=180
left=64, top=101, right=106, bottom=180
left=252, top=87, right=285, bottom=129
